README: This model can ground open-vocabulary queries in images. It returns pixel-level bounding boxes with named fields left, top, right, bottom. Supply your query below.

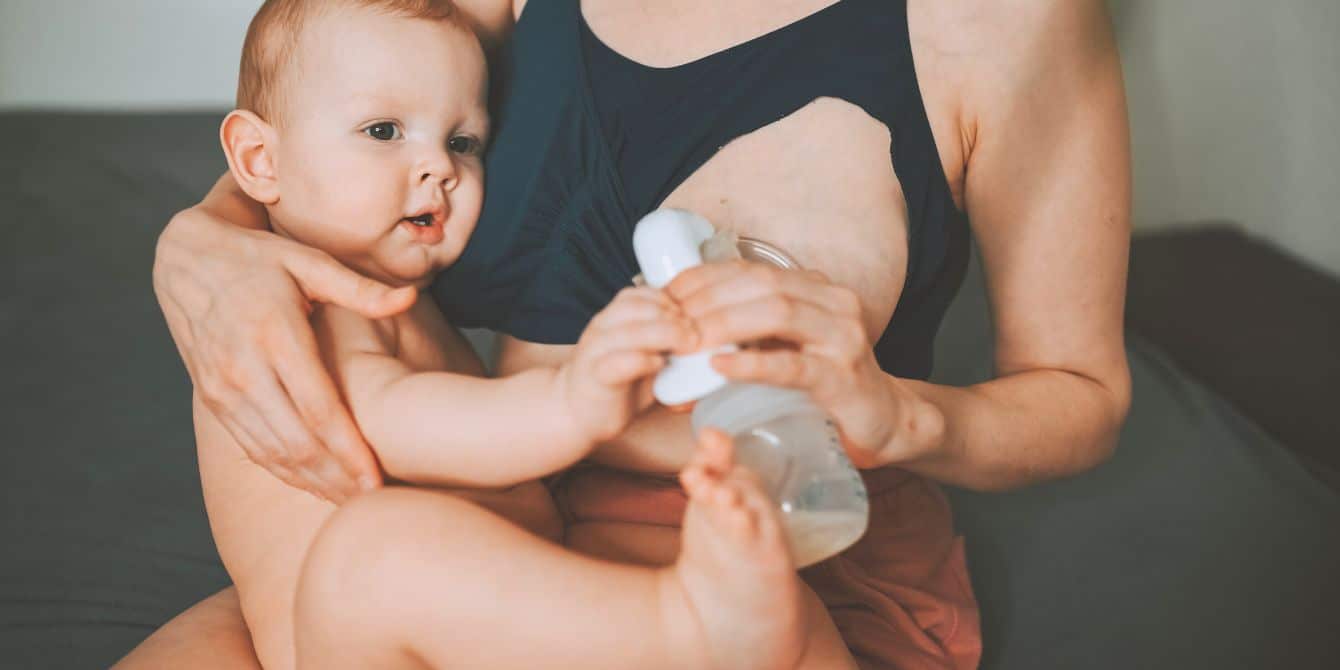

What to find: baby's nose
left=420, top=168, right=457, bottom=189
left=417, top=152, right=457, bottom=188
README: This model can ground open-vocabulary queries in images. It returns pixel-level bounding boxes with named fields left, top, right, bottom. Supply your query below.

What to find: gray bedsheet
left=2, top=112, right=1337, bottom=669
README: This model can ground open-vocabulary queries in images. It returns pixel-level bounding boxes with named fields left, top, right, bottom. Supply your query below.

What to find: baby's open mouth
left=400, top=210, right=445, bottom=244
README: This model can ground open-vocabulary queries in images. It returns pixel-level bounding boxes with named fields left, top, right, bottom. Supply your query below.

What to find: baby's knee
left=304, top=490, right=450, bottom=587
left=299, top=488, right=481, bottom=610
left=294, top=490, right=459, bottom=661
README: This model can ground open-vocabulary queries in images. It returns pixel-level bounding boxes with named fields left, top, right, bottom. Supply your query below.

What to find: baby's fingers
left=587, top=318, right=699, bottom=358
left=589, top=287, right=681, bottom=330
left=593, top=350, right=666, bottom=387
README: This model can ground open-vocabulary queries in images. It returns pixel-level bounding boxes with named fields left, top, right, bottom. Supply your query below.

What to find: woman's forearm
left=587, top=405, right=694, bottom=475
left=898, top=368, right=1131, bottom=492
left=588, top=366, right=1130, bottom=491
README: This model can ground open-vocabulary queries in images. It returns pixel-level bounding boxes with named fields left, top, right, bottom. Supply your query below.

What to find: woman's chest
left=581, top=0, right=843, bottom=68
left=577, top=0, right=968, bottom=337
left=661, top=98, right=912, bottom=339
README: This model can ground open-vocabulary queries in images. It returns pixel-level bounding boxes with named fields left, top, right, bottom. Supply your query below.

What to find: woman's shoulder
left=911, top=0, right=1119, bottom=172
left=452, top=0, right=525, bottom=52
left=917, top=0, right=1118, bottom=111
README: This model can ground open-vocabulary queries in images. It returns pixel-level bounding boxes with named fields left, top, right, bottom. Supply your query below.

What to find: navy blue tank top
left=434, top=0, right=969, bottom=381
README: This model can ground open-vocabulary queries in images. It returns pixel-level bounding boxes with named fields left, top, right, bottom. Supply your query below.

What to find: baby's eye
left=448, top=135, right=482, bottom=155
left=364, top=122, right=403, bottom=141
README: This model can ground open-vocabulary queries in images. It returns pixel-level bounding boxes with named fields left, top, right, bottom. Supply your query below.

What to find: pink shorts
left=553, top=466, right=982, bottom=670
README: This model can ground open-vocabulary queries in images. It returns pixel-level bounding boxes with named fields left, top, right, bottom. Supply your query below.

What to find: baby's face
left=268, top=9, right=489, bottom=287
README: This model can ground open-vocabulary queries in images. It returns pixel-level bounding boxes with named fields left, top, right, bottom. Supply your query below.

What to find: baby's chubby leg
left=196, top=396, right=560, bottom=670
left=294, top=430, right=811, bottom=670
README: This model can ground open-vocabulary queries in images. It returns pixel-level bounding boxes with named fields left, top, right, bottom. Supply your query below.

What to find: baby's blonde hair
left=237, top=0, right=467, bottom=124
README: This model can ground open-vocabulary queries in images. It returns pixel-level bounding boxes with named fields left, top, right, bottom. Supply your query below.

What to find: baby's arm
left=325, top=288, right=694, bottom=489
left=340, top=349, right=584, bottom=488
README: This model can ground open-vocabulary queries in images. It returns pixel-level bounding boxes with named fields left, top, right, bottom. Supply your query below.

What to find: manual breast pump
left=633, top=208, right=870, bottom=567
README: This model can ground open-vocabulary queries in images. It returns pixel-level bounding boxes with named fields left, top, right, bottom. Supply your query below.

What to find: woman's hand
left=154, top=195, right=416, bottom=502
left=665, top=261, right=944, bottom=468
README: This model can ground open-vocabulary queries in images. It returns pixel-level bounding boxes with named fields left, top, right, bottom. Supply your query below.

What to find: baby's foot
left=667, top=429, right=806, bottom=670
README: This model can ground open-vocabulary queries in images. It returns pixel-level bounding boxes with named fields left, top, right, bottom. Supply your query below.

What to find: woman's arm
left=666, top=1, right=1131, bottom=492
left=588, top=405, right=696, bottom=474
left=154, top=174, right=417, bottom=501
left=916, top=0, right=1131, bottom=489
left=453, top=0, right=523, bottom=55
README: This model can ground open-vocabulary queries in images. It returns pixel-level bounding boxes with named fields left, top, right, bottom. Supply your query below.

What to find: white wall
left=1, top=0, right=1337, bottom=273
left=0, top=0, right=259, bottom=110
left=1112, top=1, right=1340, bottom=274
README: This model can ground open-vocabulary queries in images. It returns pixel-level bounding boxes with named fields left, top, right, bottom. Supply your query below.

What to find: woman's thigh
left=112, top=587, right=261, bottom=670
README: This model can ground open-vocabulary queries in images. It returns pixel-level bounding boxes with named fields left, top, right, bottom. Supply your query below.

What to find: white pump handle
left=632, top=209, right=734, bottom=405
left=632, top=209, right=716, bottom=288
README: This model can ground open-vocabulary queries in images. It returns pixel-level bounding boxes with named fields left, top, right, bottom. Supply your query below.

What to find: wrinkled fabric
left=555, top=466, right=982, bottom=670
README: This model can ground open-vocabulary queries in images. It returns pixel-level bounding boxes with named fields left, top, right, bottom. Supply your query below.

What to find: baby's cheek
left=321, top=163, right=400, bottom=225
left=457, top=176, right=486, bottom=227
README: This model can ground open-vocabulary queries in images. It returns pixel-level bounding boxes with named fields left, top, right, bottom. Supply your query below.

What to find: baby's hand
left=558, top=287, right=698, bottom=444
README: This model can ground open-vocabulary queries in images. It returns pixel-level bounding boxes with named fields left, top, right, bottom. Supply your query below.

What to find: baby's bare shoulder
left=311, top=303, right=400, bottom=359
left=312, top=298, right=484, bottom=376
left=396, top=298, right=487, bottom=376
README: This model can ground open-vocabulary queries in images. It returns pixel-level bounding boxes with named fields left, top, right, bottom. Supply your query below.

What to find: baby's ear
left=219, top=110, right=281, bottom=205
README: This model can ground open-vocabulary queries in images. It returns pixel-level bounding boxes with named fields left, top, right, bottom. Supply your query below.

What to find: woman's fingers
left=663, top=262, right=866, bottom=353
left=271, top=315, right=384, bottom=496
left=692, top=295, right=866, bottom=358
left=245, top=366, right=355, bottom=502
left=282, top=243, right=417, bottom=318
left=155, top=206, right=384, bottom=500
left=216, top=398, right=319, bottom=496
left=666, top=261, right=861, bottom=321
left=210, top=347, right=344, bottom=501
left=711, top=349, right=833, bottom=394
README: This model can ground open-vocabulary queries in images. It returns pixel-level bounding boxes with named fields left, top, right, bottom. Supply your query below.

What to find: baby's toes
left=710, top=480, right=744, bottom=509
left=688, top=471, right=754, bottom=528
left=725, top=469, right=791, bottom=558
left=723, top=467, right=770, bottom=513
left=696, top=428, right=737, bottom=473
left=725, top=470, right=773, bottom=522
left=679, top=463, right=713, bottom=498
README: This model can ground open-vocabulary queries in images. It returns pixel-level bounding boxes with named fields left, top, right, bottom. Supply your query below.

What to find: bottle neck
left=691, top=383, right=825, bottom=436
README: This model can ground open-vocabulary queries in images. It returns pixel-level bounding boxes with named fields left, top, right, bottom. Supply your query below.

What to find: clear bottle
left=691, top=384, right=869, bottom=567
left=632, top=209, right=870, bottom=567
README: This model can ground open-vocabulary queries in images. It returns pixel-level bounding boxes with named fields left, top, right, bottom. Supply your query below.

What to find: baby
left=196, top=1, right=806, bottom=668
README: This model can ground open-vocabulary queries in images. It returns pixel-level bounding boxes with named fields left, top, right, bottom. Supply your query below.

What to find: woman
left=122, top=0, right=1131, bottom=667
